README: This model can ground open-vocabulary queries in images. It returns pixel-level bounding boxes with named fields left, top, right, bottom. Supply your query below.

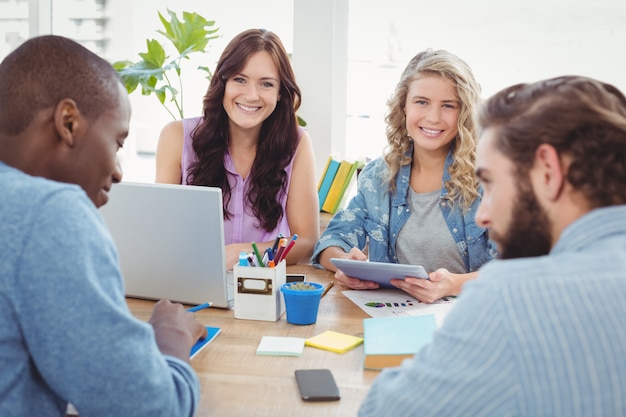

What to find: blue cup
left=280, top=282, right=324, bottom=325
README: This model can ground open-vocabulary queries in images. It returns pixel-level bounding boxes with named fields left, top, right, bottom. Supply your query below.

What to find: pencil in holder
left=233, top=259, right=286, bottom=321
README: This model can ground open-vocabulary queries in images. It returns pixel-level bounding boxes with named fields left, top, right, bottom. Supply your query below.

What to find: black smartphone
left=286, top=274, right=306, bottom=283
left=294, top=369, right=340, bottom=401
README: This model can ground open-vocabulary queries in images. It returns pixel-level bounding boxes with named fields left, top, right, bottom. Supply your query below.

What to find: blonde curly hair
left=383, top=49, right=481, bottom=211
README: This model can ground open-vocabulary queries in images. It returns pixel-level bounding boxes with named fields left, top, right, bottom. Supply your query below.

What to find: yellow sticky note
left=305, top=330, right=364, bottom=354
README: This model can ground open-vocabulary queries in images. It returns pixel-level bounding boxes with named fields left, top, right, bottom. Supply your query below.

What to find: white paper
left=341, top=289, right=455, bottom=326
left=255, top=336, right=305, bottom=356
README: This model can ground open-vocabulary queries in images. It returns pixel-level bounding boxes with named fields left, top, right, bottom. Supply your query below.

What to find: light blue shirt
left=0, top=162, right=199, bottom=417
left=359, top=205, right=626, bottom=416
left=312, top=145, right=495, bottom=271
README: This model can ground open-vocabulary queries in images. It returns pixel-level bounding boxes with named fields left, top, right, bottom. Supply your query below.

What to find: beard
left=492, top=176, right=553, bottom=260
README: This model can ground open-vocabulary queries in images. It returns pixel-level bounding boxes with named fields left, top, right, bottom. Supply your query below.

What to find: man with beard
left=359, top=75, right=626, bottom=417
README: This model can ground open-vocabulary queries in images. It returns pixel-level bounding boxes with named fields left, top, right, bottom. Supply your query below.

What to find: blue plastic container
left=280, top=282, right=324, bottom=325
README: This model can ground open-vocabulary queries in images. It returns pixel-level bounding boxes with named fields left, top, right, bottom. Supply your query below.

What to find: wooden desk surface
left=126, top=265, right=379, bottom=417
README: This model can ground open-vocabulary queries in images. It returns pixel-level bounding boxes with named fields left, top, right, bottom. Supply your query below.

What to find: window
left=4, top=0, right=625, bottom=183
left=345, top=0, right=626, bottom=161
left=2, top=0, right=294, bottom=182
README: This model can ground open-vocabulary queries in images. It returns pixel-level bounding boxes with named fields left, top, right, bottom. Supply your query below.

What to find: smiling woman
left=155, top=28, right=319, bottom=271
left=312, top=49, right=496, bottom=304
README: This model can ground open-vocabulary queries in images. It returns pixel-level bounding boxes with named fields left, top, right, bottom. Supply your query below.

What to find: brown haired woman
left=156, top=29, right=319, bottom=269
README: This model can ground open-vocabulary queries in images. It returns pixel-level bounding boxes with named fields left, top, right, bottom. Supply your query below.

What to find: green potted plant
left=112, top=9, right=219, bottom=120
left=112, top=9, right=306, bottom=126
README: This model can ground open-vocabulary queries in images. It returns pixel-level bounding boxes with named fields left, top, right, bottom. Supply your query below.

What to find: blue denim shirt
left=312, top=145, right=496, bottom=272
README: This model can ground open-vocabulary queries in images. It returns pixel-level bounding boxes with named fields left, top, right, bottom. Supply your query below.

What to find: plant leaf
left=113, top=9, right=220, bottom=120
left=158, top=9, right=219, bottom=55
left=154, top=88, right=167, bottom=105
left=138, top=39, right=167, bottom=68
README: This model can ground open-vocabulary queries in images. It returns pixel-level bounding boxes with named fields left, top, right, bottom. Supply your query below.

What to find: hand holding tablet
left=329, top=258, right=428, bottom=288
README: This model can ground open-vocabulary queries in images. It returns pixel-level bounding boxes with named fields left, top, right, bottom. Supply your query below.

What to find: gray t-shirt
left=396, top=189, right=466, bottom=273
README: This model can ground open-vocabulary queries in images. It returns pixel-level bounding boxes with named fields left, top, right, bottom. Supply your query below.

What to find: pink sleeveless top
left=181, top=117, right=302, bottom=244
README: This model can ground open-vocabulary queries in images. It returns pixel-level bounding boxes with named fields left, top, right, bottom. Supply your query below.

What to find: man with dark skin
left=0, top=35, right=206, bottom=417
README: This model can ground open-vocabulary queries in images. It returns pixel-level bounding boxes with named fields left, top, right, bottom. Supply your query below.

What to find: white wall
left=6, top=0, right=626, bottom=182
left=344, top=0, right=626, bottom=160
left=293, top=0, right=349, bottom=181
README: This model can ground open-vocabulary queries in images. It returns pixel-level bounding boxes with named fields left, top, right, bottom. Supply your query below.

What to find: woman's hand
left=225, top=243, right=251, bottom=271
left=391, top=268, right=477, bottom=303
left=332, top=247, right=380, bottom=290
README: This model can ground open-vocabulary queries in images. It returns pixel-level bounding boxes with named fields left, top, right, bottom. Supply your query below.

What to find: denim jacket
left=312, top=145, right=496, bottom=271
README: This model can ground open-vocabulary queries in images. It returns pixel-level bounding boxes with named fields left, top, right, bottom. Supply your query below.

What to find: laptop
left=98, top=182, right=233, bottom=308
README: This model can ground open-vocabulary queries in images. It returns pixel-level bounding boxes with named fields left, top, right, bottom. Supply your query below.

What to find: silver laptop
left=99, top=182, right=233, bottom=308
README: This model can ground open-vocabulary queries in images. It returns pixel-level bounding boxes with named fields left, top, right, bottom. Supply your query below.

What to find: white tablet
left=329, top=258, right=428, bottom=288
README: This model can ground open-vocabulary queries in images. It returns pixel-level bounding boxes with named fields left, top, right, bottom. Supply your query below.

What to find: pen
left=262, top=247, right=273, bottom=267
left=271, top=233, right=283, bottom=254
left=277, top=234, right=298, bottom=263
left=321, top=281, right=334, bottom=298
left=251, top=241, right=264, bottom=267
left=187, top=302, right=213, bottom=312
left=274, top=239, right=288, bottom=263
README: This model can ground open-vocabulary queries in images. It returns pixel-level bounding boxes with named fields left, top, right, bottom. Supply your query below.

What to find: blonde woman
left=312, top=49, right=496, bottom=303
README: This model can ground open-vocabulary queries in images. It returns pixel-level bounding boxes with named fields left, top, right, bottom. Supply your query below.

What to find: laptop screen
left=99, top=182, right=232, bottom=308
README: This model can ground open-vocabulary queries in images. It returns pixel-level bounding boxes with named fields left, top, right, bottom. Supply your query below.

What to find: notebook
left=99, top=182, right=233, bottom=308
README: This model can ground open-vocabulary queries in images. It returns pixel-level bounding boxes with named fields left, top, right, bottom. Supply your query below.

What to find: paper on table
left=305, top=330, right=364, bottom=354
left=341, top=289, right=455, bottom=326
left=256, top=336, right=305, bottom=356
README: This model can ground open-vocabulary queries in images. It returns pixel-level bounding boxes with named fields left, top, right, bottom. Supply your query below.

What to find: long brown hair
left=188, top=29, right=302, bottom=231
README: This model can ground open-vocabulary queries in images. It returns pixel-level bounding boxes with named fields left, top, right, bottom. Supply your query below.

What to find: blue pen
left=262, top=247, right=273, bottom=266
left=187, top=302, right=212, bottom=312
left=271, top=233, right=283, bottom=255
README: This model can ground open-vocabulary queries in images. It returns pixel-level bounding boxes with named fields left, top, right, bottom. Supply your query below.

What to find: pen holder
left=280, top=282, right=324, bottom=325
left=234, top=260, right=286, bottom=321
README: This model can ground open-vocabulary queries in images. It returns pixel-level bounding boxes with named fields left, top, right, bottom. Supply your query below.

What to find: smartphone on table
left=294, top=369, right=340, bottom=401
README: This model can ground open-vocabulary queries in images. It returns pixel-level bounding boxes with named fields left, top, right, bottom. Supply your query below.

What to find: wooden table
left=126, top=265, right=380, bottom=417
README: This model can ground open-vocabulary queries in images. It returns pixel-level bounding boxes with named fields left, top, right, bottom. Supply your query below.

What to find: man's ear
left=533, top=143, right=565, bottom=202
left=54, top=99, right=80, bottom=147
